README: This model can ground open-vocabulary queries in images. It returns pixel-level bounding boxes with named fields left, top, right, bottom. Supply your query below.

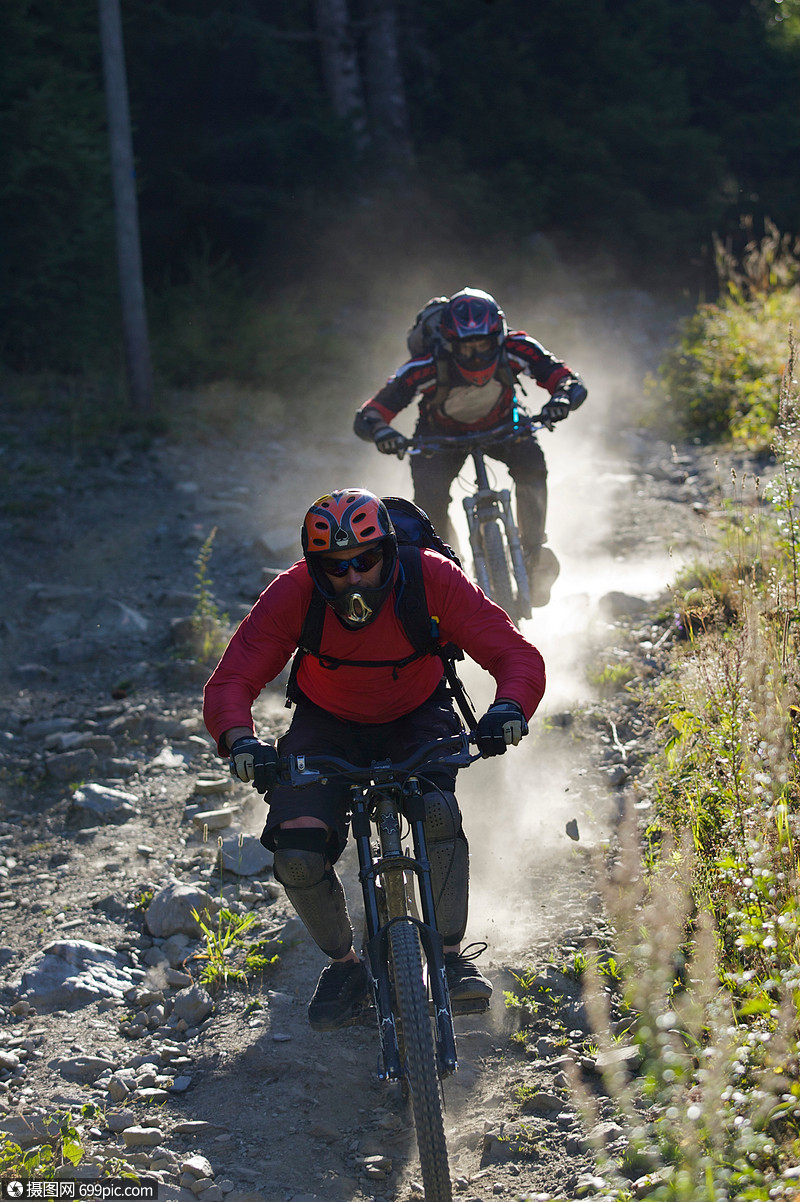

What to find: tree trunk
left=98, top=0, right=153, bottom=412
left=314, top=0, right=369, bottom=152
left=364, top=0, right=414, bottom=175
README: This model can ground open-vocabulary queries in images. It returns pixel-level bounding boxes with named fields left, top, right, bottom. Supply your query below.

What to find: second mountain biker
left=353, top=287, right=587, bottom=607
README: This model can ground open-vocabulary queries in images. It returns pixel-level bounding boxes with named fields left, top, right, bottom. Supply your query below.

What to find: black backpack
left=285, top=497, right=477, bottom=727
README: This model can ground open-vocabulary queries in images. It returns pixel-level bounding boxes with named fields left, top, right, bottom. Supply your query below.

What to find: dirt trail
left=0, top=376, right=744, bottom=1201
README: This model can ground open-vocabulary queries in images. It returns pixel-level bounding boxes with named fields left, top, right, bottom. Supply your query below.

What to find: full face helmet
left=440, top=287, right=507, bottom=386
left=301, top=489, right=398, bottom=629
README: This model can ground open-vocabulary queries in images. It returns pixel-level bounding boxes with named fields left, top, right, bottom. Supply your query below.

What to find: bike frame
left=281, top=735, right=480, bottom=1081
left=408, top=410, right=549, bottom=623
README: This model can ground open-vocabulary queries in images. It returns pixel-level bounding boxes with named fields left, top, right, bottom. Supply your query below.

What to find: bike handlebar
left=279, top=732, right=480, bottom=788
left=405, top=412, right=551, bottom=457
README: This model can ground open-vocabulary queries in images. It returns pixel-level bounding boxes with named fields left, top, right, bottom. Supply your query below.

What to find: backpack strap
left=396, top=546, right=478, bottom=730
left=285, top=588, right=327, bottom=707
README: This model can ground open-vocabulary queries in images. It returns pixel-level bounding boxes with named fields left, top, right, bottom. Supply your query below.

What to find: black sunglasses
left=319, top=546, right=384, bottom=578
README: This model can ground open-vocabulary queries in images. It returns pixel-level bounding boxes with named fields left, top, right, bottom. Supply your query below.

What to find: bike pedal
left=451, top=997, right=490, bottom=1016
left=428, top=997, right=490, bottom=1016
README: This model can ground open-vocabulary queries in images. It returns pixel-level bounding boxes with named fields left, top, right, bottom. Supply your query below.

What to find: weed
left=190, top=905, right=258, bottom=991
left=190, top=527, right=230, bottom=665
left=588, top=660, right=639, bottom=697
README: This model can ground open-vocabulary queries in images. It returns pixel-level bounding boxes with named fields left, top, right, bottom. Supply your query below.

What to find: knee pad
left=273, top=844, right=327, bottom=890
left=272, top=829, right=353, bottom=960
left=423, top=791, right=469, bottom=946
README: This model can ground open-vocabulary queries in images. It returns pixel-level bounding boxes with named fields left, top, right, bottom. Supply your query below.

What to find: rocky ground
left=0, top=391, right=771, bottom=1202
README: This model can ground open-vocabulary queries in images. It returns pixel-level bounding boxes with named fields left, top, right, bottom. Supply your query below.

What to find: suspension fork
left=403, top=778, right=458, bottom=1075
left=353, top=786, right=402, bottom=1079
left=353, top=782, right=458, bottom=1079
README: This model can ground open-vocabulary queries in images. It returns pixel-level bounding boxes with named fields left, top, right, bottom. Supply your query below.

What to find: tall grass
left=567, top=334, right=800, bottom=1199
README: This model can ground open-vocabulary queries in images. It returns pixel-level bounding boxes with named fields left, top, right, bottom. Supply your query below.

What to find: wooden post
left=98, top=0, right=153, bottom=411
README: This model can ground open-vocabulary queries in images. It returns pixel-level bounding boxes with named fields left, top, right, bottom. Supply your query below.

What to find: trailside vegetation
left=576, top=298, right=800, bottom=1196
left=647, top=220, right=800, bottom=449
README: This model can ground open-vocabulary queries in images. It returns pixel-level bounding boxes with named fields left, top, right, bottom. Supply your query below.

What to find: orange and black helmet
left=301, top=489, right=398, bottom=628
left=302, top=489, right=393, bottom=554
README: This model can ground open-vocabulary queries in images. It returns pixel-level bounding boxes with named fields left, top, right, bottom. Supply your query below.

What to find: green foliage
left=588, top=660, right=639, bottom=698
left=190, top=905, right=257, bottom=991
left=0, top=1105, right=110, bottom=1179
left=648, top=222, right=800, bottom=447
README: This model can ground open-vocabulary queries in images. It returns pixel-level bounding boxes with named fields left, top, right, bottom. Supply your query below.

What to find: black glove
left=476, top=701, right=529, bottom=757
left=229, top=737, right=279, bottom=794
left=374, top=425, right=408, bottom=458
left=540, top=396, right=571, bottom=427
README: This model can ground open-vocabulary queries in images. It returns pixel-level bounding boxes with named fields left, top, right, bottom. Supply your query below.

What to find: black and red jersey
left=357, top=331, right=574, bottom=435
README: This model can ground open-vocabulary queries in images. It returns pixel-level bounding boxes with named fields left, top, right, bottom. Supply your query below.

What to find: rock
left=106, top=1110, right=137, bottom=1133
left=193, top=779, right=233, bottom=797
left=11, top=939, right=144, bottom=1008
left=145, top=882, right=215, bottom=938
left=170, top=1075, right=192, bottom=1093
left=165, top=968, right=193, bottom=989
left=191, top=808, right=236, bottom=831
left=217, top=834, right=273, bottom=876
left=56, top=1055, right=117, bottom=1083
left=0, top=1114, right=52, bottom=1147
left=597, top=591, right=649, bottom=619
left=595, top=1044, right=641, bottom=1072
left=71, top=783, right=139, bottom=824
left=173, top=1121, right=227, bottom=1136
left=90, top=598, right=149, bottom=636
left=122, top=1126, right=163, bottom=1147
left=171, top=985, right=214, bottom=1026
left=519, top=1090, right=565, bottom=1115
left=182, top=1155, right=214, bottom=1178
left=107, top=1073, right=133, bottom=1101
left=45, top=748, right=98, bottom=780
left=149, top=746, right=187, bottom=770
left=565, top=818, right=579, bottom=841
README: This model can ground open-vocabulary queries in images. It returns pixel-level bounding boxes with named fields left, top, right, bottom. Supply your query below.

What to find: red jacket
left=356, top=331, right=574, bottom=435
left=203, top=550, right=546, bottom=755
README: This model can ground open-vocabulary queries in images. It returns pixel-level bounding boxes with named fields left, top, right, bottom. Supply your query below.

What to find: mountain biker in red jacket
left=204, top=489, right=546, bottom=1032
left=354, top=287, right=587, bottom=606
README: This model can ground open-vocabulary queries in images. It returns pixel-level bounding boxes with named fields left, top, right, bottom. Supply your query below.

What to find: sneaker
left=527, top=545, right=560, bottom=608
left=444, top=944, right=492, bottom=1005
left=308, top=959, right=370, bottom=1032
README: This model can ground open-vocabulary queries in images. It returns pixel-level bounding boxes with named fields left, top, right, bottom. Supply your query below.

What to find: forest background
left=3, top=0, right=800, bottom=405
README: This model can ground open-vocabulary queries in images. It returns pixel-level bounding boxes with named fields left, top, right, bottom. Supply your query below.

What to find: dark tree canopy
left=2, top=0, right=799, bottom=374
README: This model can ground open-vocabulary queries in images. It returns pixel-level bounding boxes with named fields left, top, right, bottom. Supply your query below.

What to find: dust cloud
left=251, top=220, right=684, bottom=972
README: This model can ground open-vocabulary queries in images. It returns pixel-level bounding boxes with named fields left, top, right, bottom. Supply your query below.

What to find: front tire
left=389, top=921, right=452, bottom=1202
left=482, top=521, right=515, bottom=616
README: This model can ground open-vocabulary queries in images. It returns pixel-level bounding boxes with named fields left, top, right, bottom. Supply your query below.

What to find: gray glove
left=540, top=397, right=571, bottom=426
left=229, top=737, right=279, bottom=793
left=476, top=701, right=529, bottom=757
left=374, top=425, right=408, bottom=458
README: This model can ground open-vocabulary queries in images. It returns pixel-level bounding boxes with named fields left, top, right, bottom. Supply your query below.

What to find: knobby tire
left=482, top=521, right=515, bottom=617
left=389, top=921, right=452, bottom=1202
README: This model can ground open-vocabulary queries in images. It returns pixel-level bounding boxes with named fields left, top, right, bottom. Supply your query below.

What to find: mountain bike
left=278, top=732, right=483, bottom=1202
left=407, top=410, right=550, bottom=625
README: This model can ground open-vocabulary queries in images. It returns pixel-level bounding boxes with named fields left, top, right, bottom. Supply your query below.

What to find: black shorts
left=260, top=682, right=462, bottom=863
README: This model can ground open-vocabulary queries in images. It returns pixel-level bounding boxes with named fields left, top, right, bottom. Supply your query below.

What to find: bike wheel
left=482, top=520, right=515, bottom=616
left=389, top=921, right=452, bottom=1202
